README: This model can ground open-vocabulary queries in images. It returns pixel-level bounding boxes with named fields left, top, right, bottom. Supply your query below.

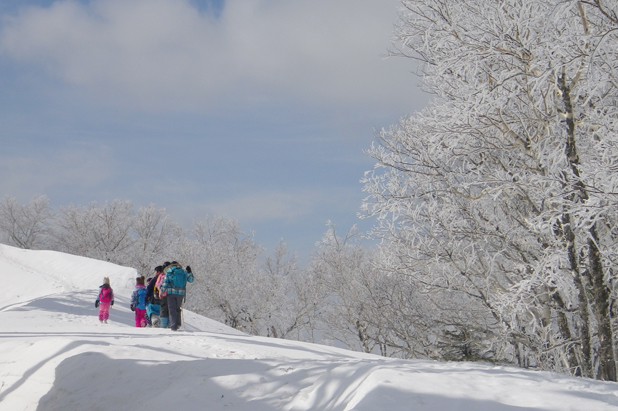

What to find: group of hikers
left=95, top=261, right=194, bottom=332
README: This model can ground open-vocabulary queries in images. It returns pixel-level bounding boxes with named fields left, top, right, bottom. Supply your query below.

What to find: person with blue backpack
left=130, top=276, right=148, bottom=327
left=159, top=261, right=193, bottom=331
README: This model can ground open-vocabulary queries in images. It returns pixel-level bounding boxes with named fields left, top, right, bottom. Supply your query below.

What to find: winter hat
left=103, top=277, right=110, bottom=285
left=155, top=265, right=163, bottom=273
left=136, top=276, right=145, bottom=285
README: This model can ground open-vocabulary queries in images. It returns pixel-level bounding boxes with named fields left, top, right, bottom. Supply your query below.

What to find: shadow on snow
left=36, top=352, right=541, bottom=411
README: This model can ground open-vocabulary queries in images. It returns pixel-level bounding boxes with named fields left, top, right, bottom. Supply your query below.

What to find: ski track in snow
left=1, top=244, right=618, bottom=411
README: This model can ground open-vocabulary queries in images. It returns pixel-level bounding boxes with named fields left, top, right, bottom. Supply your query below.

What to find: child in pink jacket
left=95, top=277, right=114, bottom=323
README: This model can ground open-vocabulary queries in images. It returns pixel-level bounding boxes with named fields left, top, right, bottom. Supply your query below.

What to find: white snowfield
left=1, top=244, right=618, bottom=411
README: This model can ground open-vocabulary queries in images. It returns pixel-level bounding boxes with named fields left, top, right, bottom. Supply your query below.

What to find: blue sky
left=0, top=0, right=428, bottom=262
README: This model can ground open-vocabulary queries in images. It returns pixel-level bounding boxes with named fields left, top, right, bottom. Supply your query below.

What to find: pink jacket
left=155, top=272, right=167, bottom=298
left=98, top=285, right=114, bottom=303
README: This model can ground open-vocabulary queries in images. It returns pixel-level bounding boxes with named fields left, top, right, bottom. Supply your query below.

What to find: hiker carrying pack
left=160, top=262, right=193, bottom=296
left=159, top=262, right=194, bottom=331
left=131, top=276, right=148, bottom=327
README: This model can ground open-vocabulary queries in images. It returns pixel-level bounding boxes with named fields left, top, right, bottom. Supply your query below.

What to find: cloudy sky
left=0, top=0, right=428, bottom=262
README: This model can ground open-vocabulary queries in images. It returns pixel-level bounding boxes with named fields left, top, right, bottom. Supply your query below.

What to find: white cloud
left=201, top=189, right=323, bottom=223
left=161, top=186, right=359, bottom=226
left=0, top=142, right=116, bottom=198
left=0, top=0, right=415, bottom=111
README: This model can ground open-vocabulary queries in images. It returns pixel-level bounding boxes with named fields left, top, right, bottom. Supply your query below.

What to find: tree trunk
left=552, top=290, right=584, bottom=376
left=587, top=227, right=616, bottom=381
left=558, top=72, right=616, bottom=381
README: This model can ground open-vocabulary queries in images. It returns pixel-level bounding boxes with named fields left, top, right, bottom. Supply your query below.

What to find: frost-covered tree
left=308, top=225, right=381, bottom=353
left=53, top=200, right=134, bottom=264
left=182, top=216, right=284, bottom=335
left=171, top=216, right=317, bottom=340
left=261, top=240, right=314, bottom=339
left=129, top=204, right=183, bottom=277
left=363, top=0, right=618, bottom=380
left=0, top=195, right=53, bottom=249
left=307, top=225, right=459, bottom=359
left=306, top=224, right=437, bottom=356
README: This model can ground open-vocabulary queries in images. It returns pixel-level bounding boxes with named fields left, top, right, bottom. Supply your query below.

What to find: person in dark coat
left=155, top=263, right=170, bottom=327
left=146, top=266, right=164, bottom=326
left=159, top=261, right=194, bottom=331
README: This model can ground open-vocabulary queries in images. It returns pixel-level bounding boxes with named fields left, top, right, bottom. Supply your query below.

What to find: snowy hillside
left=1, top=244, right=618, bottom=411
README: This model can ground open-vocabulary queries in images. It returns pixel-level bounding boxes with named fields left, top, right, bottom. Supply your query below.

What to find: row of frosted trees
left=0, top=195, right=490, bottom=360
left=0, top=195, right=311, bottom=338
left=0, top=195, right=377, bottom=345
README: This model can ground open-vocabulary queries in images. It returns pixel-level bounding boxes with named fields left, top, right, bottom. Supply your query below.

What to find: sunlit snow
left=1, top=243, right=617, bottom=410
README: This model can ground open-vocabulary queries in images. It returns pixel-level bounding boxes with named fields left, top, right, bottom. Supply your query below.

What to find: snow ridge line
left=0, top=245, right=73, bottom=294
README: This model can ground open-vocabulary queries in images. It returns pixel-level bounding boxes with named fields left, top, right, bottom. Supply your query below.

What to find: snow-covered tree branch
left=363, top=0, right=618, bottom=381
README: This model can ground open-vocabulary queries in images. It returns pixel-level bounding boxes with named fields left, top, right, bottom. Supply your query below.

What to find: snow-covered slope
left=1, top=244, right=617, bottom=411
left=0, top=244, right=136, bottom=309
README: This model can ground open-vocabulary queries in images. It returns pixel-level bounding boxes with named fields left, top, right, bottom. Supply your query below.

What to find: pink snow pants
left=135, top=308, right=147, bottom=327
left=98, top=302, right=111, bottom=322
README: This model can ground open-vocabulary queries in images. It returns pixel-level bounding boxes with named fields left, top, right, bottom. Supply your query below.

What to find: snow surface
left=1, top=244, right=618, bottom=411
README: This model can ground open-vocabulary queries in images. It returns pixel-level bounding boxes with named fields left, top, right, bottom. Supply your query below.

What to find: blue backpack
left=169, top=266, right=187, bottom=289
left=136, top=287, right=147, bottom=308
